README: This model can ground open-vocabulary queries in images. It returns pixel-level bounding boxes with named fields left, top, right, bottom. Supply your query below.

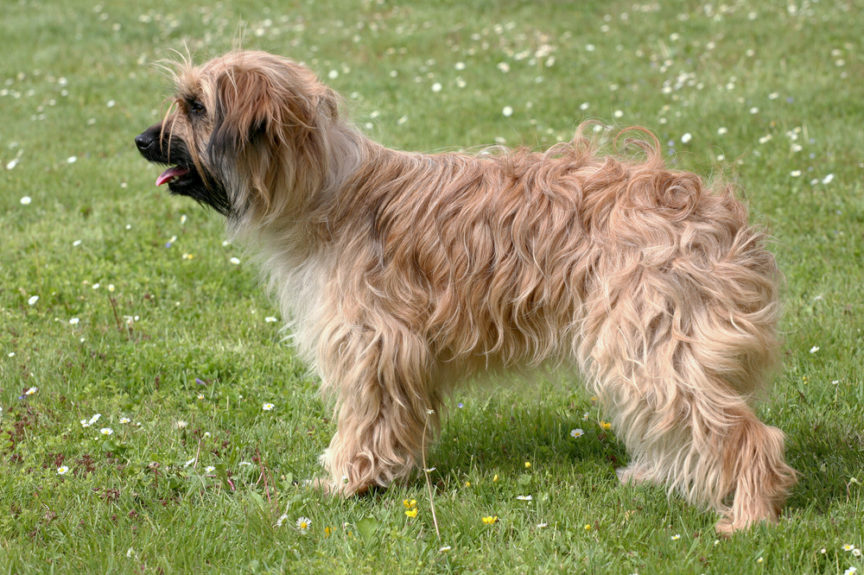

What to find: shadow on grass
left=419, top=392, right=863, bottom=519
left=784, top=417, right=864, bottom=512
left=427, top=393, right=629, bottom=481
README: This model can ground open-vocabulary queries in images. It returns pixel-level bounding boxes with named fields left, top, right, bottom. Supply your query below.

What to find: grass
left=1, top=0, right=863, bottom=572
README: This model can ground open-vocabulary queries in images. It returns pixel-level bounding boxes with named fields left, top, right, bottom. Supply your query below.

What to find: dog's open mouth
left=154, top=165, right=205, bottom=193
left=151, top=162, right=230, bottom=215
left=156, top=166, right=191, bottom=187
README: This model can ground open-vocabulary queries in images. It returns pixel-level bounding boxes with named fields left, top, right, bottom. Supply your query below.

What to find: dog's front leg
left=316, top=321, right=438, bottom=495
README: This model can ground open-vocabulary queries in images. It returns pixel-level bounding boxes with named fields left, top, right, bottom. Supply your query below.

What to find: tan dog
left=135, top=50, right=796, bottom=533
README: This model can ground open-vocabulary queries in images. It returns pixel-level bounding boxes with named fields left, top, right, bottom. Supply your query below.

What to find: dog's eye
left=186, top=99, right=206, bottom=117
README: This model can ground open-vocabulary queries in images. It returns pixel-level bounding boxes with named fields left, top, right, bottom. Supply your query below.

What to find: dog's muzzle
left=135, top=123, right=232, bottom=216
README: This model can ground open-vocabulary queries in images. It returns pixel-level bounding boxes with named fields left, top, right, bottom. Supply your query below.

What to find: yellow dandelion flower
left=584, top=524, right=592, bottom=531
left=600, top=421, right=612, bottom=430
left=524, top=461, right=531, bottom=469
left=465, top=481, right=471, bottom=487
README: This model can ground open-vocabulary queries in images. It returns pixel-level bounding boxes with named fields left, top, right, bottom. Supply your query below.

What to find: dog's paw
left=714, top=515, right=777, bottom=536
left=714, top=517, right=738, bottom=537
left=298, top=477, right=337, bottom=494
left=616, top=463, right=651, bottom=486
left=303, top=475, right=375, bottom=497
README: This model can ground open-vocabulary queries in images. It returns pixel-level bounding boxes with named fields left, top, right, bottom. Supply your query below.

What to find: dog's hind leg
left=580, top=240, right=795, bottom=533
left=586, top=302, right=796, bottom=533
left=316, top=319, right=439, bottom=496
left=713, top=407, right=796, bottom=534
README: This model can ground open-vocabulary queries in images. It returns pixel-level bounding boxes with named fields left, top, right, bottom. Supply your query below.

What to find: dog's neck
left=228, top=118, right=369, bottom=253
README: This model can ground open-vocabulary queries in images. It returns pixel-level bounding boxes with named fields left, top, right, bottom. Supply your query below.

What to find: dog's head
left=135, top=50, right=339, bottom=219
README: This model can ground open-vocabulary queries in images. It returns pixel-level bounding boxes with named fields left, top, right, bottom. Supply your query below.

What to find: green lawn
left=1, top=1, right=862, bottom=573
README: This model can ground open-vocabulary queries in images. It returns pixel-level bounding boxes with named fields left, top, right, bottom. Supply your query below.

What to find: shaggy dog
left=135, top=50, right=796, bottom=533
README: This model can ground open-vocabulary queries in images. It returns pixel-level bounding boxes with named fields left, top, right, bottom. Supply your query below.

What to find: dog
left=135, top=50, right=796, bottom=534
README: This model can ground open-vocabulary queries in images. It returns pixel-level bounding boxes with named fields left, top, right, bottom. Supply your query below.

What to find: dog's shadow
left=421, top=393, right=863, bottom=515
left=426, top=391, right=629, bottom=482
left=783, top=418, right=864, bottom=511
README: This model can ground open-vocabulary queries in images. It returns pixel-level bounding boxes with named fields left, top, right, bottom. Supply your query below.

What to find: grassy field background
left=1, top=0, right=862, bottom=573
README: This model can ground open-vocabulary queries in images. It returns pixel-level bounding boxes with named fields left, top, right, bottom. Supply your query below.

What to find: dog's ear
left=210, top=66, right=327, bottom=154
left=208, top=60, right=338, bottom=213
left=211, top=67, right=282, bottom=155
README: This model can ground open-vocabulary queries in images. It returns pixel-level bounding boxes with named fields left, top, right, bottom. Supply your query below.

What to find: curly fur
left=136, top=50, right=796, bottom=534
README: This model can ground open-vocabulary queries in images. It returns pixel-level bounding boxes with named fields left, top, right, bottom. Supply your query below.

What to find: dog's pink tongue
left=156, top=166, right=190, bottom=187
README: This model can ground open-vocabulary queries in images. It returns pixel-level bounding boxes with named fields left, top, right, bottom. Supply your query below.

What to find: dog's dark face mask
left=135, top=122, right=232, bottom=216
left=136, top=52, right=341, bottom=223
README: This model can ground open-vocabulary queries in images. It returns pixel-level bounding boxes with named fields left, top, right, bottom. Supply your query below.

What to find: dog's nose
left=135, top=132, right=154, bottom=152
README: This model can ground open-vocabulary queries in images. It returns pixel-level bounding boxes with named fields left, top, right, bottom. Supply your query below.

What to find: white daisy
left=296, top=516, right=312, bottom=533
